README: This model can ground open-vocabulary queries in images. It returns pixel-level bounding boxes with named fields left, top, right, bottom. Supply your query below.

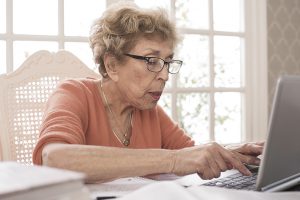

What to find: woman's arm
left=42, top=135, right=257, bottom=183
left=42, top=141, right=174, bottom=183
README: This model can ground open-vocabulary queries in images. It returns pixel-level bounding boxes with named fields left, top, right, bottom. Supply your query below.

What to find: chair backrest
left=0, top=50, right=100, bottom=165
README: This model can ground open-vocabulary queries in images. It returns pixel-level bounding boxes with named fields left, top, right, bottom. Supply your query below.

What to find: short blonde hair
left=89, top=2, right=179, bottom=77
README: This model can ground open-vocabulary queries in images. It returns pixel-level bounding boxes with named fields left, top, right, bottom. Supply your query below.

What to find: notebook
left=202, top=75, right=300, bottom=192
left=0, top=162, right=90, bottom=200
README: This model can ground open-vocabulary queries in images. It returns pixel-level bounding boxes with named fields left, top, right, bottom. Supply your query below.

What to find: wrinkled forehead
left=130, top=34, right=174, bottom=56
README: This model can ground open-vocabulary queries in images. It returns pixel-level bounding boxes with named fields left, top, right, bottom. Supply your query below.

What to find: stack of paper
left=0, top=162, right=90, bottom=200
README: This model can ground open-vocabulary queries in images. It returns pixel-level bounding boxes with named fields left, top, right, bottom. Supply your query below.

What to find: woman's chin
left=137, top=101, right=158, bottom=110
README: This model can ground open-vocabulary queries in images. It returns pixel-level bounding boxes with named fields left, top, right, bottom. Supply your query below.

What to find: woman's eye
left=147, top=58, right=159, bottom=65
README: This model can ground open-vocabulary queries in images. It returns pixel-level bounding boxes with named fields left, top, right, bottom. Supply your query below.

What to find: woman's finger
left=221, top=150, right=252, bottom=176
left=214, top=151, right=228, bottom=172
left=205, top=156, right=221, bottom=179
left=233, top=152, right=261, bottom=165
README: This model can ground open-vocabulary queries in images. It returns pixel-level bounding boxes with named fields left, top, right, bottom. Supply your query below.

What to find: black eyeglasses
left=124, top=53, right=183, bottom=74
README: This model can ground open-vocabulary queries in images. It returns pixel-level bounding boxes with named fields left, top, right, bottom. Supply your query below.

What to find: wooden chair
left=0, top=50, right=99, bottom=164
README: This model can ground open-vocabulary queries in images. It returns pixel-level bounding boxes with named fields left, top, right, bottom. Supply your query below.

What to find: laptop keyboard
left=202, top=167, right=258, bottom=190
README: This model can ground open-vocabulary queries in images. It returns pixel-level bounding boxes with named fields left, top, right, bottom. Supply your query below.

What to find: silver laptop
left=202, top=75, right=300, bottom=192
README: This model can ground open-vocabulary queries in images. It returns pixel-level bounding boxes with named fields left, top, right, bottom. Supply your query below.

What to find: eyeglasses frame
left=124, top=53, right=183, bottom=74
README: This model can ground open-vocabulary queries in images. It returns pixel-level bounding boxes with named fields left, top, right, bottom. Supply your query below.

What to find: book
left=0, top=162, right=90, bottom=200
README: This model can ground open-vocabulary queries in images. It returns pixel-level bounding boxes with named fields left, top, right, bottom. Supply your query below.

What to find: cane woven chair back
left=0, top=50, right=99, bottom=164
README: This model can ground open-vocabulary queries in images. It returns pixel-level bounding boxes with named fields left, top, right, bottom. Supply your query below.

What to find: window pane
left=65, top=42, right=95, bottom=70
left=214, top=36, right=242, bottom=87
left=215, top=92, right=241, bottom=143
left=64, top=0, right=106, bottom=36
left=13, top=0, right=57, bottom=35
left=158, top=93, right=172, bottom=117
left=177, top=93, right=209, bottom=144
left=177, top=34, right=209, bottom=87
left=14, top=41, right=58, bottom=70
left=0, top=41, right=6, bottom=74
left=0, top=0, right=5, bottom=33
left=176, top=0, right=208, bottom=29
left=135, top=0, right=170, bottom=12
left=213, top=0, right=244, bottom=32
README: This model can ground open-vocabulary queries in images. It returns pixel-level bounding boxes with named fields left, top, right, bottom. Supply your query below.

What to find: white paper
left=188, top=186, right=300, bottom=200
left=117, top=181, right=300, bottom=200
left=117, top=181, right=196, bottom=200
left=87, top=172, right=300, bottom=200
left=87, top=177, right=156, bottom=199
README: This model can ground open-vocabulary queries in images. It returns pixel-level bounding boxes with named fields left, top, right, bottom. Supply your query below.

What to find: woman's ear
left=103, top=53, right=119, bottom=82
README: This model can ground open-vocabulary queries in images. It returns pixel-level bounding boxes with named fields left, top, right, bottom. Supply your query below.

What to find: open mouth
left=149, top=91, right=162, bottom=100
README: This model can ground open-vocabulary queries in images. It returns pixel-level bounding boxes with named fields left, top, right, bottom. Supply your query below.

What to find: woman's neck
left=100, top=79, right=134, bottom=118
left=99, top=78, right=134, bottom=146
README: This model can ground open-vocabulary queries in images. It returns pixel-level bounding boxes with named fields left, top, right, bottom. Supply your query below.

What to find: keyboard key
left=202, top=171, right=258, bottom=190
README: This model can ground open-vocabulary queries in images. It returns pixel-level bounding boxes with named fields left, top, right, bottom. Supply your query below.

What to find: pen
left=96, top=196, right=117, bottom=200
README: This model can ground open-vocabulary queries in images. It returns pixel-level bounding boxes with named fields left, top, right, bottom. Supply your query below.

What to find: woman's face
left=115, top=36, right=174, bottom=110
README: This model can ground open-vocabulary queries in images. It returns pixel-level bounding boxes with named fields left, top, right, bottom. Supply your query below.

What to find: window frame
left=165, top=0, right=268, bottom=143
left=0, top=0, right=268, bottom=143
left=244, top=0, right=268, bottom=142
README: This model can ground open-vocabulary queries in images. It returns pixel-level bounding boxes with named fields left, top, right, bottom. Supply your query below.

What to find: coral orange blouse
left=32, top=78, right=194, bottom=165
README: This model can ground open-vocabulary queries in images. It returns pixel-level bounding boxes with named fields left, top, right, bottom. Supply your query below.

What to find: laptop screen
left=256, top=75, right=300, bottom=191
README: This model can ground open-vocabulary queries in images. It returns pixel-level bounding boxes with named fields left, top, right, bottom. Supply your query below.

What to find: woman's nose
left=157, top=64, right=169, bottom=81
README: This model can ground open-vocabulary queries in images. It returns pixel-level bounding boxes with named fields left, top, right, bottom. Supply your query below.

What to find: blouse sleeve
left=157, top=106, right=195, bottom=149
left=32, top=79, right=89, bottom=165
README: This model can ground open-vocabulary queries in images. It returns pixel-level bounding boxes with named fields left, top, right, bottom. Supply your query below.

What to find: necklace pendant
left=123, top=139, right=130, bottom=146
left=101, top=80, right=132, bottom=148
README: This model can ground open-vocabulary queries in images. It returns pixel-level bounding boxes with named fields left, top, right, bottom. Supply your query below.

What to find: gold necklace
left=100, top=80, right=132, bottom=146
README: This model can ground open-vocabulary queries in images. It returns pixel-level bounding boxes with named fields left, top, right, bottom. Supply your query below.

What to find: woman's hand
left=171, top=142, right=252, bottom=180
left=225, top=141, right=264, bottom=166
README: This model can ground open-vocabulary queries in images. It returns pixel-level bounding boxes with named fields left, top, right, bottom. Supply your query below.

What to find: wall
left=267, top=0, right=300, bottom=111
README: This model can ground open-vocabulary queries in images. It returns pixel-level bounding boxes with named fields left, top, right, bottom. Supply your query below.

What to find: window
left=13, top=0, right=58, bottom=35
left=0, top=0, right=105, bottom=72
left=0, top=40, right=5, bottom=74
left=136, top=0, right=268, bottom=144
left=136, top=0, right=244, bottom=144
left=0, top=0, right=5, bottom=33
left=0, top=0, right=267, bottom=144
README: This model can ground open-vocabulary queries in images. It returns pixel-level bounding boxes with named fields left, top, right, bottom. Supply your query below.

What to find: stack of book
left=0, top=162, right=90, bottom=200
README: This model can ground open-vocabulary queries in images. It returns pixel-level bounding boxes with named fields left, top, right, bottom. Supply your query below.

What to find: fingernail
left=246, top=169, right=252, bottom=176
left=255, top=159, right=260, bottom=165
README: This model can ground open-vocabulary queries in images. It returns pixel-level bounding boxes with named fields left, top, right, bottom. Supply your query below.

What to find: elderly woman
left=32, top=2, right=263, bottom=183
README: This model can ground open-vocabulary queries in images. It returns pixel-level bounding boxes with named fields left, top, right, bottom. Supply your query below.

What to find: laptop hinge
left=261, top=173, right=300, bottom=192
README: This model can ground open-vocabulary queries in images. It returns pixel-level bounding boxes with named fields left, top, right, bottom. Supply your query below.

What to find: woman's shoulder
left=58, top=77, right=99, bottom=86
left=57, top=77, right=100, bottom=92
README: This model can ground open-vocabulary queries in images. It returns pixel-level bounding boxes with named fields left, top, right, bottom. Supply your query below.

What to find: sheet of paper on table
left=87, top=177, right=156, bottom=199
left=88, top=172, right=300, bottom=200
left=117, top=181, right=300, bottom=200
